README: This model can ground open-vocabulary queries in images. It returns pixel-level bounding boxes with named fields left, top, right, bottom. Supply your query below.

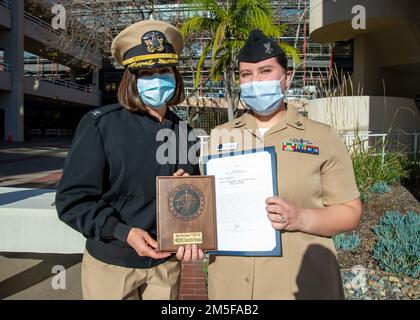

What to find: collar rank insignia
left=91, top=110, right=101, bottom=117
left=282, top=138, right=319, bottom=155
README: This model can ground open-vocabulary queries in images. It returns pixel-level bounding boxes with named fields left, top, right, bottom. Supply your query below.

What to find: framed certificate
left=202, top=147, right=281, bottom=256
left=156, top=176, right=217, bottom=252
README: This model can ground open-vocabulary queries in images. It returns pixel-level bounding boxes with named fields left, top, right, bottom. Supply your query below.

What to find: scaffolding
left=165, top=0, right=331, bottom=99
left=276, top=0, right=332, bottom=91
left=68, top=1, right=332, bottom=100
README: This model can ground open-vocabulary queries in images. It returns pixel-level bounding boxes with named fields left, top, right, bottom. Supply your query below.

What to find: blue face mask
left=137, top=73, right=176, bottom=109
left=240, top=77, right=285, bottom=116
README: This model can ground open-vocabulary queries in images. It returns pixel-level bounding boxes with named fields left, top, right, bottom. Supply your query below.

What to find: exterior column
left=0, top=0, right=24, bottom=141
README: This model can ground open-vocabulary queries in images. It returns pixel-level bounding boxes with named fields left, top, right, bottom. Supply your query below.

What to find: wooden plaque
left=156, top=176, right=217, bottom=252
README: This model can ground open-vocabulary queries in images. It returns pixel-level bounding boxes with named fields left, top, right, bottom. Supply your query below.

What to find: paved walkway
left=0, top=140, right=206, bottom=300
left=0, top=140, right=83, bottom=300
left=0, top=139, right=70, bottom=189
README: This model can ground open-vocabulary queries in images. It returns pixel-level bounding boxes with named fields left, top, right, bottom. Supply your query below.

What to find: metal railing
left=24, top=69, right=92, bottom=92
left=182, top=85, right=316, bottom=100
left=342, top=131, right=420, bottom=162
left=184, top=85, right=225, bottom=98
left=196, top=130, right=420, bottom=166
left=24, top=11, right=100, bottom=56
left=0, top=0, right=11, bottom=9
left=30, top=128, right=73, bottom=139
left=24, top=11, right=64, bottom=36
left=285, top=94, right=312, bottom=101
left=0, top=61, right=11, bottom=72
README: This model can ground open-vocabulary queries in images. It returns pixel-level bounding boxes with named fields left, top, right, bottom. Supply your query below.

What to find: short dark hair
left=118, top=67, right=185, bottom=112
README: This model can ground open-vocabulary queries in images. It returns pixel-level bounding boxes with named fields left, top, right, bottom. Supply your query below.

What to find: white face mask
left=240, top=75, right=286, bottom=116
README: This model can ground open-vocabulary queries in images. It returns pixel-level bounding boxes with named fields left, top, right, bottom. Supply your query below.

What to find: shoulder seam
left=304, top=117, right=332, bottom=130
left=88, top=104, right=123, bottom=123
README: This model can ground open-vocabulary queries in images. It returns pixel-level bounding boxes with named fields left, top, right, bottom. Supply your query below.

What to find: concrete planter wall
left=308, top=96, right=420, bottom=134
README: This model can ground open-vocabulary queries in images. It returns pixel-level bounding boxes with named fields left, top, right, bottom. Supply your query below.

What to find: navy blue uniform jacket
left=55, top=104, right=200, bottom=268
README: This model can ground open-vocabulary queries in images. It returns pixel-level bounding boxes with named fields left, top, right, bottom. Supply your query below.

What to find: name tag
left=173, top=232, right=203, bottom=245
left=217, top=142, right=238, bottom=151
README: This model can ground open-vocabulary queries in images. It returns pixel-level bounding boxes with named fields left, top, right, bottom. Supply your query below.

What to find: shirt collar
left=136, top=107, right=176, bottom=128
left=229, top=105, right=305, bottom=137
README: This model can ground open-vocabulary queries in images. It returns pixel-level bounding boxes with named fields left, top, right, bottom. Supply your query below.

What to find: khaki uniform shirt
left=203, top=106, right=360, bottom=300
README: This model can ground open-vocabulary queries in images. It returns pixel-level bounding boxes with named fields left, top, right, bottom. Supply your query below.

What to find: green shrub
left=372, top=211, right=420, bottom=278
left=333, top=232, right=361, bottom=251
left=350, top=138, right=409, bottom=198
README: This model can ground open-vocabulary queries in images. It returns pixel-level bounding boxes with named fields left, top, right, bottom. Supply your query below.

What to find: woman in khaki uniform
left=205, top=29, right=362, bottom=300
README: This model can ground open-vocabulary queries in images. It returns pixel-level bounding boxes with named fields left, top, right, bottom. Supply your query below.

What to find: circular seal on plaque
left=169, top=184, right=205, bottom=221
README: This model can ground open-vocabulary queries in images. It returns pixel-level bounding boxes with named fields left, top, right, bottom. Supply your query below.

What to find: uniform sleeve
left=55, top=114, right=131, bottom=242
left=321, top=126, right=360, bottom=206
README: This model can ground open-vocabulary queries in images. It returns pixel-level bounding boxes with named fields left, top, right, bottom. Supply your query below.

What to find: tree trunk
left=231, top=63, right=238, bottom=117
left=224, top=51, right=239, bottom=121
left=224, top=66, right=235, bottom=121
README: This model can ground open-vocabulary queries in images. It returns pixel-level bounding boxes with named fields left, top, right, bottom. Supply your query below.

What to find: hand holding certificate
left=203, top=147, right=281, bottom=256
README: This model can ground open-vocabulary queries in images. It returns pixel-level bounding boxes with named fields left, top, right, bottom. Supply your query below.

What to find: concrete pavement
left=0, top=139, right=84, bottom=300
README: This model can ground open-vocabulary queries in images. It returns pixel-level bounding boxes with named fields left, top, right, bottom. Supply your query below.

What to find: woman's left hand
left=173, top=169, right=190, bottom=177
left=265, top=196, right=306, bottom=231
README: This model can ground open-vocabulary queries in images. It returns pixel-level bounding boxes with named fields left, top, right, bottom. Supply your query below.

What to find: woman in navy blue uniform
left=55, top=20, right=203, bottom=300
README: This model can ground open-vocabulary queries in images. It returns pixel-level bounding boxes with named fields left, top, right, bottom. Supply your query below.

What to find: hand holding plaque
left=156, top=176, right=217, bottom=252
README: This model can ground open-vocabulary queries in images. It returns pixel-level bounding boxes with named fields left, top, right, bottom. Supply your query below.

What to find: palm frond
left=279, top=42, right=301, bottom=65
left=215, top=38, right=244, bottom=58
left=181, top=0, right=301, bottom=120
left=182, top=0, right=227, bottom=20
left=179, top=16, right=214, bottom=37
left=212, top=21, right=227, bottom=62
left=235, top=0, right=273, bottom=32
left=194, top=41, right=212, bottom=87
left=210, top=53, right=229, bottom=81
left=262, top=23, right=288, bottom=38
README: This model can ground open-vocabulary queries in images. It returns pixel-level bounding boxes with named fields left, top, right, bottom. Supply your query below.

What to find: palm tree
left=180, top=0, right=300, bottom=121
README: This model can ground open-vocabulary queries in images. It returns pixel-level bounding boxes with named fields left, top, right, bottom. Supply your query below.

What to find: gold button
left=245, top=277, right=250, bottom=282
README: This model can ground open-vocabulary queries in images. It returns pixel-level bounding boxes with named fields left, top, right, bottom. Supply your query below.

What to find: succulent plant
left=372, top=211, right=420, bottom=279
left=333, top=232, right=361, bottom=251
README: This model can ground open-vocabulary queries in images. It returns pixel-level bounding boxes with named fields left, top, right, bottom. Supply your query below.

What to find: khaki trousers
left=81, top=250, right=181, bottom=300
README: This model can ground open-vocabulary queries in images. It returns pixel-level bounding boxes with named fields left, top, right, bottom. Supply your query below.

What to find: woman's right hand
left=127, top=228, right=171, bottom=260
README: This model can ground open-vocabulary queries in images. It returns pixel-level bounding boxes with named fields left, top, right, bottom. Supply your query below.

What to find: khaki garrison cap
left=111, top=19, right=184, bottom=70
